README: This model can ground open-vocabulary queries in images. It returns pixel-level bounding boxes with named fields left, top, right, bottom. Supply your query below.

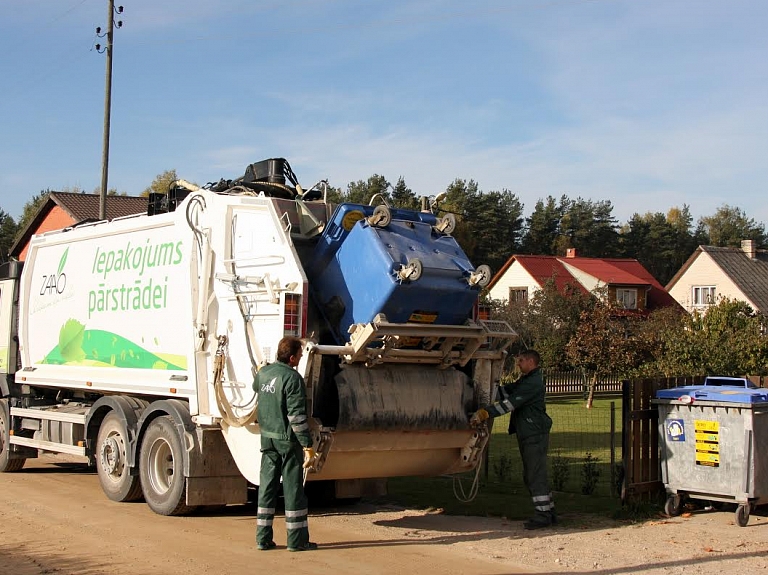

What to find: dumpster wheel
left=736, top=503, right=751, bottom=527
left=664, top=494, right=683, bottom=517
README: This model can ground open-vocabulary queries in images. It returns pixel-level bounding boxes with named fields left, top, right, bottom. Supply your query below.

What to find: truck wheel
left=139, top=416, right=191, bottom=516
left=96, top=412, right=142, bottom=502
left=0, top=399, right=25, bottom=472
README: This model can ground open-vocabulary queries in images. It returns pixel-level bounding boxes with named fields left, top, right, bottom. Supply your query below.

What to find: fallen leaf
left=702, top=547, right=722, bottom=553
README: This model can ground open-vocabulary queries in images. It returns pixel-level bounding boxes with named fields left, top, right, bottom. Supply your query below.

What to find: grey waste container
left=653, top=377, right=768, bottom=526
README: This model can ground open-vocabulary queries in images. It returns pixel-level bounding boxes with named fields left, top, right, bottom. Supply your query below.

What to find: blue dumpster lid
left=656, top=384, right=768, bottom=404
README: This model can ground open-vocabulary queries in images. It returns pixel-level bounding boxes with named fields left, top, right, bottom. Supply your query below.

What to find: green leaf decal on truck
left=41, top=320, right=185, bottom=370
left=58, top=247, right=69, bottom=275
left=59, top=318, right=86, bottom=362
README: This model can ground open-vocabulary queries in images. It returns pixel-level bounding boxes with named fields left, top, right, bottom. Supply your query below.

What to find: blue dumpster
left=306, top=203, right=482, bottom=343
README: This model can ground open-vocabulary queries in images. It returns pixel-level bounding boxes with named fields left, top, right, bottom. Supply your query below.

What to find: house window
left=692, top=286, right=716, bottom=307
left=509, top=287, right=528, bottom=304
left=616, top=288, right=637, bottom=310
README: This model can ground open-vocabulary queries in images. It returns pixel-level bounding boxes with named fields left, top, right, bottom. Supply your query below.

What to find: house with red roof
left=487, top=248, right=682, bottom=314
left=9, top=192, right=147, bottom=261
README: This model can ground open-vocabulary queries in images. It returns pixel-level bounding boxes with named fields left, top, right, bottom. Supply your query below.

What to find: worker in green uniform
left=253, top=336, right=318, bottom=551
left=470, top=349, right=555, bottom=530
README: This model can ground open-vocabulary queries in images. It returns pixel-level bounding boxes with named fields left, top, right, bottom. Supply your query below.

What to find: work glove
left=303, top=447, right=317, bottom=469
left=469, top=408, right=489, bottom=427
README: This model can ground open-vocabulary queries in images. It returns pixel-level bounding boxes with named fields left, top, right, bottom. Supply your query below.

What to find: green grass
left=385, top=396, right=624, bottom=521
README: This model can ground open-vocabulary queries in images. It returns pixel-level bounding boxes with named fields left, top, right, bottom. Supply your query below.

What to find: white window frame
left=692, top=286, right=716, bottom=307
left=616, top=288, right=638, bottom=310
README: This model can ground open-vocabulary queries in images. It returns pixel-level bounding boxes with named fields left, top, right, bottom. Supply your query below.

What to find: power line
left=42, top=0, right=91, bottom=29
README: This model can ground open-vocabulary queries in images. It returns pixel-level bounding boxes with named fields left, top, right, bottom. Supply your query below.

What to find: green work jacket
left=486, top=367, right=552, bottom=440
left=253, top=361, right=312, bottom=448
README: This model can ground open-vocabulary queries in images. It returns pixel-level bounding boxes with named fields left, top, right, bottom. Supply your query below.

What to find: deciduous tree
left=698, top=205, right=766, bottom=247
left=142, top=170, right=180, bottom=197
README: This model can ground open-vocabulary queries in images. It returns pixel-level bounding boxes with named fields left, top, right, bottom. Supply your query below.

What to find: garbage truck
left=0, top=158, right=515, bottom=515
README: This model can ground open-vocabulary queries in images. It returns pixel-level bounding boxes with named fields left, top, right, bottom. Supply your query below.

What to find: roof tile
left=701, top=246, right=768, bottom=312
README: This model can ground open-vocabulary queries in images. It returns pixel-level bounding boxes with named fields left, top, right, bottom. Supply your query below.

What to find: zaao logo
left=40, top=247, right=68, bottom=296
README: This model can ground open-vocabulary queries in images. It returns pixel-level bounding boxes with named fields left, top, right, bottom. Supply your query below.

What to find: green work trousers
left=256, top=437, right=310, bottom=549
left=518, top=432, right=555, bottom=521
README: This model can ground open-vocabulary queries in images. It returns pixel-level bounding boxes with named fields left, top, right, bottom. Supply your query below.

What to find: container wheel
left=475, top=265, right=492, bottom=287
left=736, top=503, right=750, bottom=527
left=369, top=205, right=392, bottom=228
left=438, top=213, right=456, bottom=235
left=664, top=494, right=683, bottom=516
left=139, top=416, right=192, bottom=516
left=406, top=258, right=423, bottom=281
left=96, top=412, right=142, bottom=502
left=0, top=399, right=25, bottom=473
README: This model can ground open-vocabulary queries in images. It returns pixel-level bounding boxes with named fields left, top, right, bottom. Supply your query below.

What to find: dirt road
left=2, top=455, right=768, bottom=575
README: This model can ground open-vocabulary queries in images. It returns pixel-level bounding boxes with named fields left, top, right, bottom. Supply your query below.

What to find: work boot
left=288, top=541, right=318, bottom=552
left=523, top=517, right=552, bottom=530
left=257, top=541, right=277, bottom=551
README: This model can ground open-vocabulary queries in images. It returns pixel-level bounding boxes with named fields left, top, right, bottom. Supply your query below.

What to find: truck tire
left=0, top=399, right=25, bottom=472
left=139, top=416, right=191, bottom=516
left=96, top=412, right=142, bottom=502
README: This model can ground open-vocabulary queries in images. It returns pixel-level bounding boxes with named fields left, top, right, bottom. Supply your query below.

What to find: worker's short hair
left=276, top=336, right=303, bottom=364
left=518, top=349, right=541, bottom=366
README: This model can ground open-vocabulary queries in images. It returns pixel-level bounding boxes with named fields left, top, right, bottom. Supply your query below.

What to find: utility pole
left=96, top=2, right=123, bottom=220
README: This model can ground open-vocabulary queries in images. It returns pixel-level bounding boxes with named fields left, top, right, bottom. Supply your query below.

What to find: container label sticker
left=694, top=420, right=719, bottom=432
left=694, top=419, right=720, bottom=467
left=666, top=419, right=686, bottom=441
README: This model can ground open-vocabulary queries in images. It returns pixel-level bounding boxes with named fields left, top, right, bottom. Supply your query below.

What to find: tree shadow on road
left=527, top=550, right=768, bottom=575
left=0, top=543, right=112, bottom=575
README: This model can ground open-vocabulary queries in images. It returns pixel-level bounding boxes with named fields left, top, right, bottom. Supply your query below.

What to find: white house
left=666, top=240, right=768, bottom=314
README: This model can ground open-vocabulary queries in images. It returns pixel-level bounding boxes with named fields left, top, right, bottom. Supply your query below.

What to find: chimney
left=566, top=248, right=577, bottom=258
left=741, top=239, right=757, bottom=259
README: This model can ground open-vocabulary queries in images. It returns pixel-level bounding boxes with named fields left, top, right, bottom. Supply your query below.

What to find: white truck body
left=1, top=162, right=514, bottom=514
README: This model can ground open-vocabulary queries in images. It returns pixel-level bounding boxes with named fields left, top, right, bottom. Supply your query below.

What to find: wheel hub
left=101, top=436, right=122, bottom=475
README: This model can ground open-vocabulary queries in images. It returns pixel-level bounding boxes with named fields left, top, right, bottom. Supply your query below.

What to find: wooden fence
left=544, top=369, right=622, bottom=397
left=620, top=376, right=703, bottom=503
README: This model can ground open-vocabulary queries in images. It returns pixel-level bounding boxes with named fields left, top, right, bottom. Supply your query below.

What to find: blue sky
left=1, top=0, right=766, bottom=227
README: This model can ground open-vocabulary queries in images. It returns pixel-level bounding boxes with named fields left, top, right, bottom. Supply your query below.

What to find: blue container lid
left=656, top=385, right=768, bottom=404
